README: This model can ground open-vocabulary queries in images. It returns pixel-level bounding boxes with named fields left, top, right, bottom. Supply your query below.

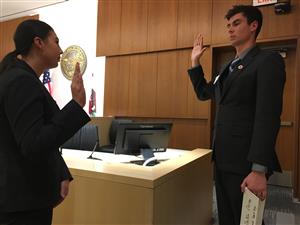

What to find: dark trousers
left=0, top=207, right=53, bottom=225
left=214, top=167, right=246, bottom=225
left=215, top=167, right=265, bottom=225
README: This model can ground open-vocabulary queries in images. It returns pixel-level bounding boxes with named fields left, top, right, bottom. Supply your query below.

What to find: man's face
left=226, top=12, right=258, bottom=47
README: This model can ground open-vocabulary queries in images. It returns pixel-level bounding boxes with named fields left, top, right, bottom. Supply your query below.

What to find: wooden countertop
left=63, top=148, right=212, bottom=188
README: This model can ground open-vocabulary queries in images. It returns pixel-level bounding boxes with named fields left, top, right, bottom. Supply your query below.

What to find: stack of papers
left=240, top=187, right=266, bottom=225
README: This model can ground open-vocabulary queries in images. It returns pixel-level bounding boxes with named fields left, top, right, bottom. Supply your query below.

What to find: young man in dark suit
left=188, top=5, right=285, bottom=225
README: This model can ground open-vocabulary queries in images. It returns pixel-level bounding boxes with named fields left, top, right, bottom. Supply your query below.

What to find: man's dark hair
left=225, top=5, right=263, bottom=38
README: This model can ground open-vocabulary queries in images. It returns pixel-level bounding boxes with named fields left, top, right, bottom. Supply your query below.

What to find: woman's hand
left=71, top=62, right=86, bottom=107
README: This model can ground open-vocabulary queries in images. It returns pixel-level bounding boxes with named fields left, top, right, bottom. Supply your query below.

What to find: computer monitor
left=113, top=122, right=173, bottom=155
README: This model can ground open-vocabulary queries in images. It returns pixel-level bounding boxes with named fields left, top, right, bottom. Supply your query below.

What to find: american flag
left=42, top=69, right=52, bottom=95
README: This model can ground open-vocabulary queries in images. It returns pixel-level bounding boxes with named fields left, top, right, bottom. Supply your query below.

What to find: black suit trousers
left=214, top=166, right=244, bottom=225
left=214, top=167, right=265, bottom=225
left=0, top=208, right=52, bottom=225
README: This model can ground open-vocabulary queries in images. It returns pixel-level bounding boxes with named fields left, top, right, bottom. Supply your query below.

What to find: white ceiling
left=0, top=0, right=68, bottom=21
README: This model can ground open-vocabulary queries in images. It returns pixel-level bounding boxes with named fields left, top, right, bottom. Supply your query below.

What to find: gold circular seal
left=60, top=45, right=87, bottom=80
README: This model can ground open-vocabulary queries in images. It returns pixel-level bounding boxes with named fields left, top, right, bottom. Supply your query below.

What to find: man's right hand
left=71, top=62, right=86, bottom=107
left=191, top=33, right=207, bottom=67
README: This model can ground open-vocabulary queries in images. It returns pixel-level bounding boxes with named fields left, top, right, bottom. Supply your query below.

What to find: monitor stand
left=140, top=148, right=160, bottom=166
left=140, top=148, right=155, bottom=160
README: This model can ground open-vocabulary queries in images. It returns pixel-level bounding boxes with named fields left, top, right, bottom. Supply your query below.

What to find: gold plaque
left=60, top=45, right=87, bottom=80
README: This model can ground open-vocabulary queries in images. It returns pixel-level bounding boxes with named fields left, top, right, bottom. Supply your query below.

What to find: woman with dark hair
left=0, top=19, right=90, bottom=224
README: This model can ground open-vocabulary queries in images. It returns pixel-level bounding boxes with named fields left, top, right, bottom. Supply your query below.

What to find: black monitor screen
left=114, top=122, right=172, bottom=155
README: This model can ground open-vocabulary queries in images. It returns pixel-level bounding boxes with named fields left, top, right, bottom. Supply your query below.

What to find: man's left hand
left=241, top=171, right=267, bottom=200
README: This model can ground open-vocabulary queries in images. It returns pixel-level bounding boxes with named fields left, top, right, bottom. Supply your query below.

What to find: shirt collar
left=236, top=45, right=256, bottom=60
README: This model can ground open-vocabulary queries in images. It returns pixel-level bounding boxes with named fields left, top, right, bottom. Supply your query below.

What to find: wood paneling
left=128, top=53, right=157, bottom=116
left=147, top=0, right=178, bottom=52
left=0, top=15, right=38, bottom=60
left=177, top=0, right=212, bottom=47
left=120, top=0, right=148, bottom=54
left=104, top=48, right=212, bottom=119
left=168, top=118, right=210, bottom=150
left=156, top=51, right=188, bottom=117
left=96, top=0, right=121, bottom=56
left=257, top=1, right=300, bottom=41
left=211, top=0, right=234, bottom=45
left=187, top=48, right=211, bottom=118
left=104, top=56, right=130, bottom=116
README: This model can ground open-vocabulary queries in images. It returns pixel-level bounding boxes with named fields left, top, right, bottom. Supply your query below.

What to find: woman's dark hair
left=0, top=19, right=53, bottom=74
left=225, top=5, right=263, bottom=39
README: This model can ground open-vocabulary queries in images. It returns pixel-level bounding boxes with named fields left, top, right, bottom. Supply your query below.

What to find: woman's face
left=42, top=30, right=63, bottom=69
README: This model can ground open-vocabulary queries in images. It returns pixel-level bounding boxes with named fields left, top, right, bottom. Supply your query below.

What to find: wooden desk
left=53, top=149, right=213, bottom=225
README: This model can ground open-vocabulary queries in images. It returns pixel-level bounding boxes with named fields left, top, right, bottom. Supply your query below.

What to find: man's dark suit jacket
left=0, top=60, right=90, bottom=212
left=188, top=46, right=285, bottom=175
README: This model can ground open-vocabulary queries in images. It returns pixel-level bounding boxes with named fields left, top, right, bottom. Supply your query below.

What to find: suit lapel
left=219, top=46, right=260, bottom=103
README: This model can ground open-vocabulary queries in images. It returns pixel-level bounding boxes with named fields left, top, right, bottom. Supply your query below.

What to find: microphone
left=87, top=140, right=102, bottom=160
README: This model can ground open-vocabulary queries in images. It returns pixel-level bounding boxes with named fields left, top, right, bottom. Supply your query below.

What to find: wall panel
left=104, top=56, right=130, bottom=116
left=177, top=0, right=212, bottom=47
left=156, top=51, right=188, bottom=117
left=147, top=0, right=178, bottom=52
left=120, top=0, right=148, bottom=54
left=168, top=118, right=210, bottom=150
left=258, top=1, right=300, bottom=41
left=128, top=53, right=157, bottom=116
left=211, top=0, right=235, bottom=45
left=96, top=0, right=121, bottom=56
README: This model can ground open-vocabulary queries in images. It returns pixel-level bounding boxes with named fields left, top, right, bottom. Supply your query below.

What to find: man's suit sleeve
left=247, top=52, right=286, bottom=172
left=4, top=75, right=90, bottom=160
left=187, top=65, right=215, bottom=100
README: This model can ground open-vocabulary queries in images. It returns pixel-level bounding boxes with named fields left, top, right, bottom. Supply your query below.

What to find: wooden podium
left=53, top=148, right=213, bottom=225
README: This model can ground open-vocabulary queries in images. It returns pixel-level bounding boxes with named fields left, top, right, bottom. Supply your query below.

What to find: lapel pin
left=238, top=65, right=243, bottom=70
